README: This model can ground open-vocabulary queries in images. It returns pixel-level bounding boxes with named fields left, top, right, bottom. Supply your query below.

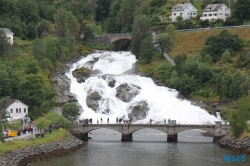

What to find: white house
left=6, top=99, right=29, bottom=118
left=171, top=3, right=197, bottom=22
left=200, top=3, right=231, bottom=21
left=0, top=28, right=14, bottom=44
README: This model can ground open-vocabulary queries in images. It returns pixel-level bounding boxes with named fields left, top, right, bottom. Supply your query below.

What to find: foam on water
left=66, top=51, right=219, bottom=124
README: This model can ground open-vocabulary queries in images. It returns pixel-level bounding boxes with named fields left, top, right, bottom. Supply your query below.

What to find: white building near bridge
left=171, top=3, right=197, bottom=22
left=6, top=99, right=29, bottom=119
left=200, top=3, right=231, bottom=21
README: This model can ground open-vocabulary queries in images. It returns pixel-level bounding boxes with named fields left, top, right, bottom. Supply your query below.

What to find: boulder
left=115, top=83, right=140, bottom=102
left=128, top=100, right=149, bottom=120
left=101, top=74, right=116, bottom=88
left=86, top=91, right=102, bottom=111
left=72, top=67, right=92, bottom=83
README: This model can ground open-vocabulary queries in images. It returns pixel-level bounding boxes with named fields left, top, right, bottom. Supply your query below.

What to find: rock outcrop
left=128, top=100, right=149, bottom=120
left=116, top=83, right=140, bottom=102
left=49, top=65, right=77, bottom=104
left=86, top=91, right=102, bottom=111
left=217, top=136, right=250, bottom=154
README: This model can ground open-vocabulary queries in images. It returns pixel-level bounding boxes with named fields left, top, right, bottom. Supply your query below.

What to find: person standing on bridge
left=101, top=118, right=103, bottom=124
left=150, top=118, right=152, bottom=124
left=97, top=118, right=99, bottom=124
left=164, top=119, right=166, bottom=124
left=116, top=117, right=118, bottom=124
left=107, top=118, right=109, bottom=124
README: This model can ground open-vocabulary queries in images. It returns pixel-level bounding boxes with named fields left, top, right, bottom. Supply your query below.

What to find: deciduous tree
left=62, top=102, right=80, bottom=119
left=155, top=33, right=173, bottom=59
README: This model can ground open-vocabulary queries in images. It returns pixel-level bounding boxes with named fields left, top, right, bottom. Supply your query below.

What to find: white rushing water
left=66, top=51, right=219, bottom=124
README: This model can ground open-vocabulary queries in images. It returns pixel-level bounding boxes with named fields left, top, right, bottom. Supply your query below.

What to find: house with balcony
left=200, top=3, right=230, bottom=21
left=6, top=99, right=29, bottom=118
left=0, top=28, right=14, bottom=44
left=171, top=3, right=197, bottom=22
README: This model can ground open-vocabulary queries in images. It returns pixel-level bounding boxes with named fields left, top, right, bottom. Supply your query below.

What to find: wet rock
left=92, top=69, right=102, bottom=75
left=101, top=74, right=116, bottom=87
left=72, top=67, right=92, bottom=83
left=116, top=83, right=140, bottom=102
left=128, top=100, right=149, bottom=120
left=86, top=91, right=102, bottom=111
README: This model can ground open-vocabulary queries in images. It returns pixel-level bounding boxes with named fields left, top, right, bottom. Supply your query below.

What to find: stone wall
left=0, top=135, right=85, bottom=166
left=217, top=136, right=250, bottom=154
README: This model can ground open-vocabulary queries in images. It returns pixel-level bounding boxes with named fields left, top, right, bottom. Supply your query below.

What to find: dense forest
left=0, top=0, right=250, bottom=137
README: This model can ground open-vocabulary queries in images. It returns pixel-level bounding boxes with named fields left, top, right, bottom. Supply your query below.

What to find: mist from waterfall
left=66, top=51, right=219, bottom=124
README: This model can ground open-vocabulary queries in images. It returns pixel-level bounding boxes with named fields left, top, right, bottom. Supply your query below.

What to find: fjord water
left=32, top=51, right=249, bottom=166
left=32, top=129, right=250, bottom=166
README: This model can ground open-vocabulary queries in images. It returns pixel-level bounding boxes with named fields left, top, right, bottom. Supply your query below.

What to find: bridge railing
left=77, top=121, right=215, bottom=125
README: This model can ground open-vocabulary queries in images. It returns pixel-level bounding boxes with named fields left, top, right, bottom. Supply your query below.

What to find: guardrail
left=176, top=24, right=250, bottom=32
left=95, top=33, right=131, bottom=37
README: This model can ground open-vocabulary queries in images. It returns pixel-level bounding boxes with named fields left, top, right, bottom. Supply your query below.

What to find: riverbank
left=217, top=136, right=250, bottom=154
left=0, top=135, right=85, bottom=166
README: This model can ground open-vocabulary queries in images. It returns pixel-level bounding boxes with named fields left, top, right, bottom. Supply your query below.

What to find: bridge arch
left=175, top=127, right=215, bottom=136
left=128, top=125, right=168, bottom=135
left=111, top=36, right=132, bottom=43
left=83, top=126, right=123, bottom=134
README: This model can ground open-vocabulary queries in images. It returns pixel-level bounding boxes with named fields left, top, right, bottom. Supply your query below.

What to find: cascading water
left=66, top=51, right=219, bottom=124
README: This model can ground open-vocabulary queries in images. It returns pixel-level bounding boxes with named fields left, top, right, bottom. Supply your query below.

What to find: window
left=225, top=14, right=229, bottom=16
left=10, top=109, right=13, bottom=113
left=219, top=13, right=223, bottom=15
left=173, top=13, right=176, bottom=16
left=19, top=108, right=21, bottom=113
left=16, top=108, right=18, bottom=113
left=24, top=108, right=26, bottom=113
left=180, top=13, right=182, bottom=15
left=193, top=13, right=196, bottom=15
left=187, top=13, right=189, bottom=15
left=209, top=14, right=212, bottom=16
left=204, top=14, right=207, bottom=17
left=214, top=14, right=217, bottom=16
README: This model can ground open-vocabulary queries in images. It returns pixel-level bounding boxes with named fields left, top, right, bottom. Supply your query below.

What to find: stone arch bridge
left=71, top=121, right=229, bottom=143
left=93, top=33, right=131, bottom=45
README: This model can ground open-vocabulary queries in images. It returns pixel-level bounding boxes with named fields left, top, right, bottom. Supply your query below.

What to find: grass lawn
left=0, top=128, right=69, bottom=156
left=170, top=27, right=250, bottom=59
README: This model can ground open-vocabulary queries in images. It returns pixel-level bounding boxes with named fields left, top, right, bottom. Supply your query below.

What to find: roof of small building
left=0, top=28, right=14, bottom=35
left=6, top=99, right=28, bottom=107
left=203, top=3, right=226, bottom=12
left=172, top=3, right=196, bottom=11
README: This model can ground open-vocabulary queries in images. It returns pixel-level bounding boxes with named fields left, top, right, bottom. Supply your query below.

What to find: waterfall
left=66, top=51, right=219, bottom=124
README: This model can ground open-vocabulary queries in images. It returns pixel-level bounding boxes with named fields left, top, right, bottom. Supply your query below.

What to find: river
left=32, top=129, right=249, bottom=166
left=33, top=51, right=249, bottom=165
